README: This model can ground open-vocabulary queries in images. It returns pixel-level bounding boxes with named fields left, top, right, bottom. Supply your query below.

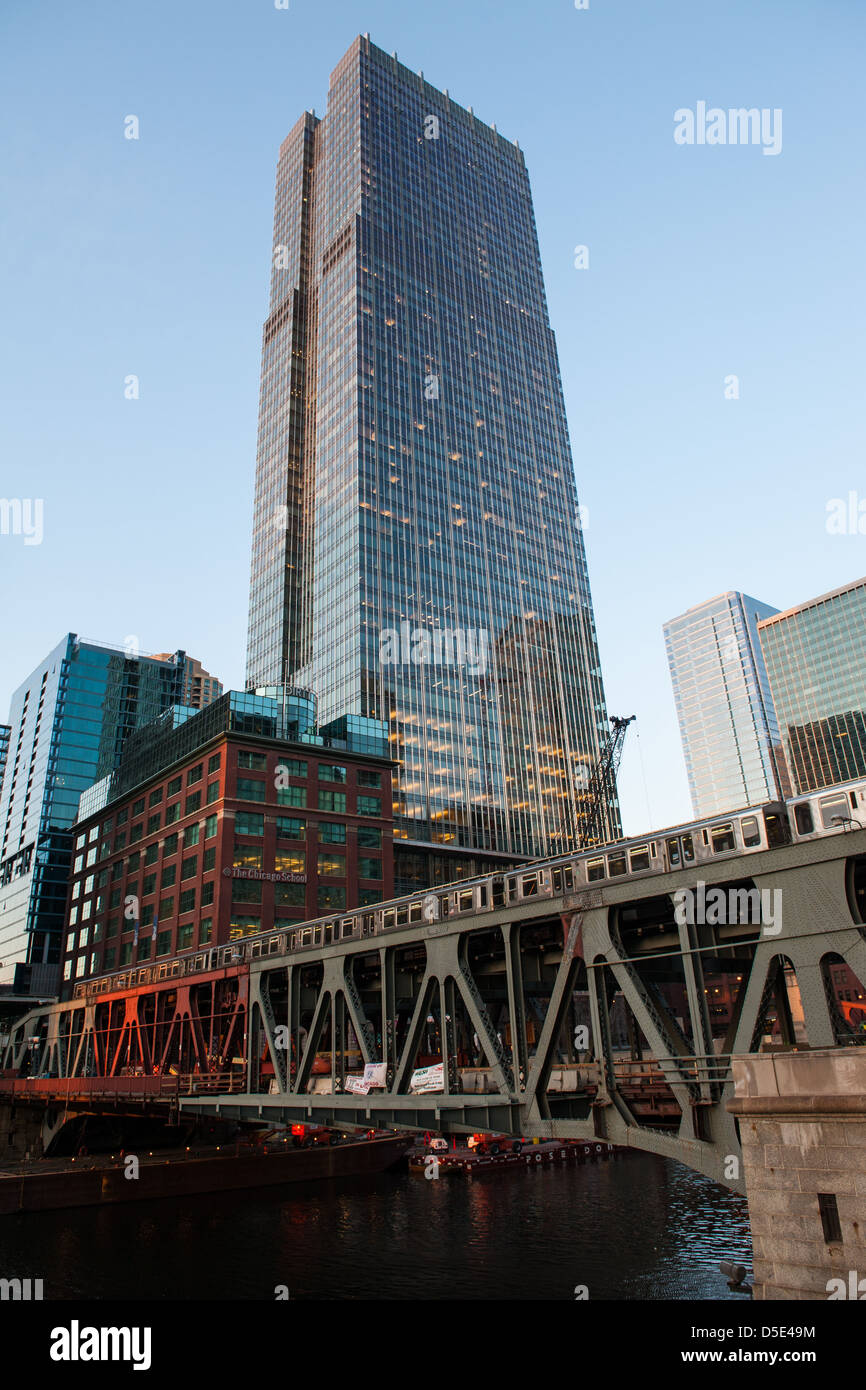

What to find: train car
left=56, top=774, right=866, bottom=1010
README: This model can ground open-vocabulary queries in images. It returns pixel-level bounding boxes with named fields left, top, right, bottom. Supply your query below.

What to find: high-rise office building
left=246, top=35, right=615, bottom=861
left=757, top=577, right=866, bottom=795
left=0, top=637, right=221, bottom=991
left=664, top=592, right=785, bottom=819
left=152, top=654, right=224, bottom=710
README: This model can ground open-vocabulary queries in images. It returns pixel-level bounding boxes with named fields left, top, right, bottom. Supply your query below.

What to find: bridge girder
left=5, top=830, right=866, bottom=1190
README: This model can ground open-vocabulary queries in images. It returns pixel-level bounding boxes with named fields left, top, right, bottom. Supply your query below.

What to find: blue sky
left=1, top=0, right=863, bottom=835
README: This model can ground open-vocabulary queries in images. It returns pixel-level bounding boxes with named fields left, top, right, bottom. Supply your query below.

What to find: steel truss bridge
left=4, top=829, right=865, bottom=1190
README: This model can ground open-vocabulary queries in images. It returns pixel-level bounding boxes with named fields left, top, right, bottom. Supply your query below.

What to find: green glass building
left=757, top=578, right=866, bottom=795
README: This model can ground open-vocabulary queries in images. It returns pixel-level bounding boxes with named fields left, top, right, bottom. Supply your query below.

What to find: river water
left=0, top=1152, right=752, bottom=1301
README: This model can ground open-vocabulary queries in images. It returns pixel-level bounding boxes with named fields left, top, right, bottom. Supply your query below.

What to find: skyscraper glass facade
left=0, top=725, right=9, bottom=801
left=757, top=578, right=866, bottom=795
left=0, top=637, right=208, bottom=989
left=247, top=36, right=616, bottom=858
left=664, top=592, right=784, bottom=819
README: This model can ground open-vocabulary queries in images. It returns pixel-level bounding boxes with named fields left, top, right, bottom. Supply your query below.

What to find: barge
left=409, top=1138, right=631, bottom=1174
left=0, top=1133, right=410, bottom=1214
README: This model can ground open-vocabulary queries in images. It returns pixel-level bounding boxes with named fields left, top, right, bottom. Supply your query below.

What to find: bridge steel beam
left=5, top=827, right=865, bottom=1191
left=178, top=828, right=866, bottom=1190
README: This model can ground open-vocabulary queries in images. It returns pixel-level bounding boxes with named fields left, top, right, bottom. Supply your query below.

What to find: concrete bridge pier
left=730, top=1049, right=866, bottom=1299
left=0, top=1101, right=46, bottom=1161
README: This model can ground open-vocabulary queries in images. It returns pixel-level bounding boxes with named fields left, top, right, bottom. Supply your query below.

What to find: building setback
left=61, top=691, right=393, bottom=993
left=152, top=654, right=224, bottom=710
left=757, top=577, right=866, bottom=796
left=0, top=637, right=223, bottom=993
left=664, top=592, right=786, bottom=820
left=246, top=34, right=617, bottom=862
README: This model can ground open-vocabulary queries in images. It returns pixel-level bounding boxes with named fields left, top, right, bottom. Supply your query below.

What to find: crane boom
left=575, top=715, right=635, bottom=848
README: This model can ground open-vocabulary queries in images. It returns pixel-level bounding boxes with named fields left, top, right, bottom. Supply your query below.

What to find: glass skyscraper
left=664, top=591, right=785, bottom=819
left=757, top=577, right=866, bottom=795
left=247, top=35, right=616, bottom=859
left=0, top=637, right=221, bottom=991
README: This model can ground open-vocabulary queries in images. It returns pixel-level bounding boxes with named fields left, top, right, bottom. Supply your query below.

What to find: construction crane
left=574, top=715, right=635, bottom=849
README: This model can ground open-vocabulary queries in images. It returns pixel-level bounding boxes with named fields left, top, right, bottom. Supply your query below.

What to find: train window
left=521, top=874, right=539, bottom=896
left=741, top=816, right=761, bottom=848
left=362, top=913, right=375, bottom=934
left=458, top=890, right=474, bottom=911
left=478, top=884, right=489, bottom=907
left=383, top=909, right=396, bottom=929
left=681, top=835, right=695, bottom=862
left=764, top=809, right=790, bottom=847
left=397, top=905, right=409, bottom=926
left=820, top=793, right=850, bottom=829
left=711, top=824, right=736, bottom=853
left=794, top=803, right=814, bottom=835
left=408, top=902, right=424, bottom=923
left=629, top=846, right=650, bottom=872
left=607, top=852, right=627, bottom=877
left=300, top=929, right=311, bottom=946
left=492, top=878, right=506, bottom=907
left=667, top=838, right=681, bottom=868
left=587, top=857, right=605, bottom=882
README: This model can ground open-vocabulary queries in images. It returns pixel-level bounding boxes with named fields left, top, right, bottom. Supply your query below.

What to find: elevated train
left=67, top=777, right=866, bottom=1007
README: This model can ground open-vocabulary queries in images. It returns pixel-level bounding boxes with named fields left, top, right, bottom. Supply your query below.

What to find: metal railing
left=0, top=1072, right=245, bottom=1102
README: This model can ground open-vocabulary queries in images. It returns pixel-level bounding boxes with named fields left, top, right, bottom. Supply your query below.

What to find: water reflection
left=0, top=1155, right=751, bottom=1301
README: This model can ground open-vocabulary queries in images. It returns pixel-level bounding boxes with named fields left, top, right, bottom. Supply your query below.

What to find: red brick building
left=62, top=713, right=393, bottom=995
